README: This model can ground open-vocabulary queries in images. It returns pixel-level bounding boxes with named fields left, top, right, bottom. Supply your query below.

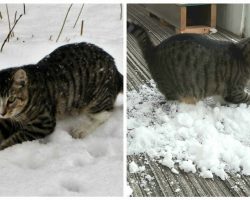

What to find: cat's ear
left=13, top=69, right=28, bottom=88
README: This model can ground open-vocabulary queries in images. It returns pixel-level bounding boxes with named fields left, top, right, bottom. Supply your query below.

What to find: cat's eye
left=8, top=96, right=16, bottom=104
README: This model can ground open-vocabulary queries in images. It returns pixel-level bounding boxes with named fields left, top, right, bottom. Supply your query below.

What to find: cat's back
left=38, top=42, right=114, bottom=68
left=34, top=42, right=121, bottom=117
left=149, top=33, right=242, bottom=101
left=158, top=33, right=233, bottom=51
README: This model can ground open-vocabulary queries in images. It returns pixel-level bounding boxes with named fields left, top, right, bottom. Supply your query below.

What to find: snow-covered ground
left=0, top=4, right=123, bottom=196
left=127, top=81, right=250, bottom=180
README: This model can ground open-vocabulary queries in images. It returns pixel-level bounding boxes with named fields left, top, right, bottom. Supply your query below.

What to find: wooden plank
left=213, top=176, right=235, bottom=196
left=230, top=174, right=250, bottom=196
left=161, top=165, right=191, bottom=196
left=136, top=155, right=165, bottom=196
left=179, top=26, right=210, bottom=34
left=147, top=157, right=175, bottom=196
left=179, top=6, right=187, bottom=32
left=144, top=4, right=181, bottom=28
left=127, top=155, right=167, bottom=197
left=210, top=4, right=217, bottom=27
left=127, top=156, right=147, bottom=197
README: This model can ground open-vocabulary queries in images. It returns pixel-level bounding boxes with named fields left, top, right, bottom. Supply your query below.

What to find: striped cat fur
left=0, top=42, right=123, bottom=149
left=127, top=21, right=250, bottom=105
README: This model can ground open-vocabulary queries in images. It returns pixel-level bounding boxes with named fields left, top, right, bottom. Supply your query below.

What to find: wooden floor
left=127, top=4, right=250, bottom=197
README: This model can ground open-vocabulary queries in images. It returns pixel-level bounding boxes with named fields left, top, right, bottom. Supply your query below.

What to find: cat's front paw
left=0, top=138, right=12, bottom=150
left=0, top=131, right=5, bottom=145
left=0, top=135, right=6, bottom=150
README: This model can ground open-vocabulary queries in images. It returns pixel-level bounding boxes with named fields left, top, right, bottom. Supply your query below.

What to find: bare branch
left=120, top=4, right=122, bottom=20
left=23, top=4, right=26, bottom=15
left=56, top=4, right=73, bottom=43
left=14, top=11, right=17, bottom=24
left=73, top=4, right=84, bottom=29
left=80, top=20, right=84, bottom=36
left=6, top=4, right=11, bottom=42
left=1, top=14, right=23, bottom=52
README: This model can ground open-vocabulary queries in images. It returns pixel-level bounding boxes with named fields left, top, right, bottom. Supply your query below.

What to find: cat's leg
left=213, top=95, right=229, bottom=105
left=224, top=87, right=250, bottom=104
left=0, top=118, right=21, bottom=148
left=0, top=116, right=56, bottom=150
left=179, top=96, right=198, bottom=104
left=70, top=111, right=111, bottom=138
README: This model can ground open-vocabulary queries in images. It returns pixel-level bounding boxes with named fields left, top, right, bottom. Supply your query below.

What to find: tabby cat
left=0, top=42, right=123, bottom=150
left=127, top=21, right=250, bottom=104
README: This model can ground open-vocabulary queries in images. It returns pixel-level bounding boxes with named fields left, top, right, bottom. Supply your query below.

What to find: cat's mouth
left=0, top=108, right=19, bottom=119
left=0, top=107, right=8, bottom=118
left=0, top=112, right=11, bottom=119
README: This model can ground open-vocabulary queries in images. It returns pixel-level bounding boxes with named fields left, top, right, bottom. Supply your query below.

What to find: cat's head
left=0, top=68, right=28, bottom=118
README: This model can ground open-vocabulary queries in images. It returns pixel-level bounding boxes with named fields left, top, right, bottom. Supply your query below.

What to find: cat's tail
left=127, top=21, right=155, bottom=60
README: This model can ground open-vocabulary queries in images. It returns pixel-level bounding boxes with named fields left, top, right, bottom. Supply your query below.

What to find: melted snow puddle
left=127, top=81, right=250, bottom=180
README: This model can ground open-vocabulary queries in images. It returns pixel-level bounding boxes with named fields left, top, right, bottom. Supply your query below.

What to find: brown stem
left=6, top=4, right=11, bottom=42
left=120, top=4, right=122, bottom=20
left=23, top=4, right=26, bottom=15
left=73, top=4, right=84, bottom=29
left=56, top=4, right=73, bottom=42
left=14, top=11, right=17, bottom=24
left=80, top=20, right=84, bottom=36
left=1, top=14, right=23, bottom=52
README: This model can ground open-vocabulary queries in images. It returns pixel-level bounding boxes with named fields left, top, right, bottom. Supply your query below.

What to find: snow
left=145, top=174, right=154, bottom=182
left=175, top=188, right=181, bottom=193
left=127, top=80, right=250, bottom=180
left=209, top=28, right=218, bottom=34
left=179, top=160, right=196, bottom=173
left=161, top=153, right=174, bottom=168
left=129, top=161, right=145, bottom=173
left=125, top=184, right=133, bottom=197
left=129, top=161, right=139, bottom=173
left=199, top=169, right=213, bottom=179
left=171, top=168, right=179, bottom=175
left=0, top=4, right=123, bottom=196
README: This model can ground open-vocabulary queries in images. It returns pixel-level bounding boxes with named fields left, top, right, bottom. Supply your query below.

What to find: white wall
left=245, top=5, right=250, bottom=37
left=217, top=4, right=244, bottom=36
left=217, top=4, right=250, bottom=37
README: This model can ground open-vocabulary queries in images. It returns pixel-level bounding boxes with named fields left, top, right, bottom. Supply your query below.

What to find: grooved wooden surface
left=127, top=4, right=250, bottom=197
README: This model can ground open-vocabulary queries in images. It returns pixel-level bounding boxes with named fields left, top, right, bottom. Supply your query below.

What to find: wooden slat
left=180, top=26, right=210, bottom=34
left=179, top=6, right=187, bottom=32
left=210, top=4, right=217, bottom=27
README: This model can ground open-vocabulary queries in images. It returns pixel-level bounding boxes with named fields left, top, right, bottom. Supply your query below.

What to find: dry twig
left=73, top=4, right=84, bottom=28
left=23, top=4, right=26, bottom=15
left=80, top=20, right=84, bottom=36
left=1, top=14, right=23, bottom=52
left=120, top=4, right=122, bottom=20
left=14, top=11, right=17, bottom=23
left=6, top=4, right=11, bottom=42
left=56, top=4, right=73, bottom=42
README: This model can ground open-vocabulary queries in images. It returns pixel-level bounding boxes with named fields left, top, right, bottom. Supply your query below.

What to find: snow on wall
left=0, top=4, right=123, bottom=196
left=127, top=81, right=250, bottom=180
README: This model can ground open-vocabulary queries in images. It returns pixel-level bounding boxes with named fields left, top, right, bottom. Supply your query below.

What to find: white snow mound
left=128, top=81, right=250, bottom=180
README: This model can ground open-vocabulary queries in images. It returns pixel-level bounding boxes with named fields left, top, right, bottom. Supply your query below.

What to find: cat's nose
left=0, top=110, right=7, bottom=117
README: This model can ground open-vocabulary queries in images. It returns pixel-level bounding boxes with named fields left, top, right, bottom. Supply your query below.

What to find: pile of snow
left=0, top=4, right=123, bottom=196
left=129, top=161, right=145, bottom=173
left=127, top=80, right=250, bottom=180
left=125, top=184, right=133, bottom=197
